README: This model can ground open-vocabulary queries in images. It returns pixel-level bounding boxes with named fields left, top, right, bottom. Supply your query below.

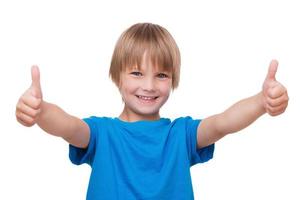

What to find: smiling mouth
left=136, top=95, right=159, bottom=101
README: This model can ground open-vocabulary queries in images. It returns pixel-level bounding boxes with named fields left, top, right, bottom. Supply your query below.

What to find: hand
left=262, top=60, right=289, bottom=116
left=16, top=65, right=43, bottom=126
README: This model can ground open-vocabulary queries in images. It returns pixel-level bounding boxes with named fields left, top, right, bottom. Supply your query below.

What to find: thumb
left=265, top=59, right=278, bottom=82
left=31, top=65, right=42, bottom=98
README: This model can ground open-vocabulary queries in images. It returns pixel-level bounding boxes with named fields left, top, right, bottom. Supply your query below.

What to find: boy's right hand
left=16, top=65, right=43, bottom=127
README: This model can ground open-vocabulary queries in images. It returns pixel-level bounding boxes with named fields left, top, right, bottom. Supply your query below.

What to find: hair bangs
left=122, top=27, right=175, bottom=73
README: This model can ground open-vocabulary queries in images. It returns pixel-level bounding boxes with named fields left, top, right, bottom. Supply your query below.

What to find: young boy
left=16, top=23, right=289, bottom=199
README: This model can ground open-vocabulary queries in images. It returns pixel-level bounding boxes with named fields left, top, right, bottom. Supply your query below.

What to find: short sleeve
left=69, top=117, right=98, bottom=166
left=185, top=117, right=215, bottom=166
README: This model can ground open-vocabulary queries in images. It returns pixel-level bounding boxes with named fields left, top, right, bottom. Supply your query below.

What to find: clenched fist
left=262, top=60, right=289, bottom=116
left=16, top=65, right=43, bottom=126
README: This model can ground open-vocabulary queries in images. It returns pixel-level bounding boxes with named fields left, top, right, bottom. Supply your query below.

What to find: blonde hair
left=109, top=23, right=181, bottom=89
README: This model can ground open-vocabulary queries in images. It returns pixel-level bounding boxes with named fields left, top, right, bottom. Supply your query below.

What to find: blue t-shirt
left=69, top=116, right=214, bottom=200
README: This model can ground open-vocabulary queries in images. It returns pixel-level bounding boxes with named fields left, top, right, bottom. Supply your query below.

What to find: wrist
left=36, top=100, right=48, bottom=124
left=256, top=91, right=267, bottom=115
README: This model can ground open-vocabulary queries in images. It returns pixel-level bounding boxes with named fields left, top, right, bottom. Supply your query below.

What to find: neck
left=119, top=107, right=160, bottom=122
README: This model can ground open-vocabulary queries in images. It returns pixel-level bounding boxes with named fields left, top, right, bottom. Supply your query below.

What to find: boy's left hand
left=262, top=60, right=289, bottom=116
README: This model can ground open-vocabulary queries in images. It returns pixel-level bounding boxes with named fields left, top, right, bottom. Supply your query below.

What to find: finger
left=16, top=115, right=35, bottom=127
left=31, top=65, right=42, bottom=98
left=268, top=109, right=286, bottom=117
left=267, top=83, right=287, bottom=99
left=266, top=102, right=288, bottom=115
left=17, top=118, right=32, bottom=127
left=266, top=91, right=289, bottom=107
left=265, top=59, right=278, bottom=82
left=15, top=111, right=35, bottom=127
left=20, top=94, right=42, bottom=109
left=16, top=116, right=33, bottom=127
left=16, top=101, right=41, bottom=118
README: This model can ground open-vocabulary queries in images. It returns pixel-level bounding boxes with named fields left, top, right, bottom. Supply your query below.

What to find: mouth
left=135, top=95, right=159, bottom=102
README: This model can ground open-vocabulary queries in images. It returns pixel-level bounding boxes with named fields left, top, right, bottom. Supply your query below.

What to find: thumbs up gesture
left=262, top=60, right=289, bottom=116
left=16, top=65, right=43, bottom=126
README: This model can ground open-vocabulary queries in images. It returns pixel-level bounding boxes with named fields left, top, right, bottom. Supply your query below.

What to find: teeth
left=137, top=95, right=156, bottom=100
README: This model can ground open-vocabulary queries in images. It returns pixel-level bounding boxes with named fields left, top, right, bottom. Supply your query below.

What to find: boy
left=16, top=23, right=289, bottom=199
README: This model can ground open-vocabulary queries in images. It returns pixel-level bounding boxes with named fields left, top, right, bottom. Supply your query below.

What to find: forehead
left=124, top=53, right=172, bottom=72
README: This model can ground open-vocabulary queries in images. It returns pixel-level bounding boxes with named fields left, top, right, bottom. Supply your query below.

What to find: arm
left=16, top=66, right=90, bottom=148
left=197, top=60, right=289, bottom=148
left=37, top=101, right=90, bottom=148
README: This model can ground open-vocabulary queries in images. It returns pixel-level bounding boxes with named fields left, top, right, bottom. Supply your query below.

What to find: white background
left=1, top=0, right=299, bottom=199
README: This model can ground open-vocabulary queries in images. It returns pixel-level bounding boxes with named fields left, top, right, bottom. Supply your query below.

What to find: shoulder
left=83, top=116, right=114, bottom=122
left=170, top=116, right=201, bottom=134
left=82, top=116, right=117, bottom=127
left=171, top=116, right=201, bottom=126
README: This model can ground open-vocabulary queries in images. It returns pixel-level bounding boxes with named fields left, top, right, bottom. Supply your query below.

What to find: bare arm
left=16, top=66, right=90, bottom=148
left=37, top=101, right=90, bottom=148
left=197, top=92, right=265, bottom=148
left=197, top=60, right=289, bottom=148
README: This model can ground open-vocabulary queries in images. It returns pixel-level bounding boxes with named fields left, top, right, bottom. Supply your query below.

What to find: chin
left=136, top=109, right=160, bottom=117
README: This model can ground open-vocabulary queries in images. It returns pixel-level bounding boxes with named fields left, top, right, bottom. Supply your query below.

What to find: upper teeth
left=138, top=95, right=156, bottom=100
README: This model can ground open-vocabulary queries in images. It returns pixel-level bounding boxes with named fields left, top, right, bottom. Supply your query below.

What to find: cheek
left=159, top=82, right=172, bottom=95
left=119, top=80, right=137, bottom=97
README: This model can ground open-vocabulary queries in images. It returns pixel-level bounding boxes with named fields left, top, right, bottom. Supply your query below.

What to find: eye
left=157, top=73, right=169, bottom=79
left=130, top=71, right=142, bottom=76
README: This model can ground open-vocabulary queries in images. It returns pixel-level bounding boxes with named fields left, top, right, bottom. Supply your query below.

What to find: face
left=118, top=57, right=172, bottom=122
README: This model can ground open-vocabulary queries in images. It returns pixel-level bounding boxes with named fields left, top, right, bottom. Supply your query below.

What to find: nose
left=142, top=76, right=155, bottom=92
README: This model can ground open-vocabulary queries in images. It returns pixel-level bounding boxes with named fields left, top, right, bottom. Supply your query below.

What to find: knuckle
left=26, top=122, right=35, bottom=127
left=269, top=109, right=281, bottom=116
left=27, top=117, right=35, bottom=125
left=20, top=95, right=26, bottom=103
left=282, top=106, right=287, bottom=112
left=16, top=111, right=25, bottom=120
left=270, top=113, right=277, bottom=117
left=16, top=103, right=22, bottom=111
left=267, top=105, right=275, bottom=113
left=269, top=107, right=276, bottom=113
left=16, top=113, right=35, bottom=127
left=268, top=111, right=277, bottom=117
left=285, top=96, right=289, bottom=102
left=23, top=121, right=33, bottom=127
left=267, top=105, right=282, bottom=114
left=267, top=98, right=276, bottom=107
left=15, top=111, right=21, bottom=119
left=21, top=114, right=35, bottom=126
left=16, top=118, right=25, bottom=126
